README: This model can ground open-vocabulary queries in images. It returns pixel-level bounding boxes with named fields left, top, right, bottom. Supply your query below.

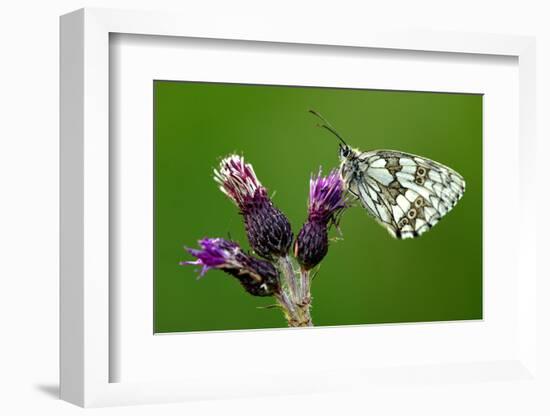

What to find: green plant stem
left=300, top=269, right=310, bottom=303
left=275, top=256, right=312, bottom=327
left=277, top=256, right=299, bottom=303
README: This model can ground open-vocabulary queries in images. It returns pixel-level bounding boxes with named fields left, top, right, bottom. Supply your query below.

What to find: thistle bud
left=295, top=169, right=346, bottom=270
left=181, top=238, right=280, bottom=297
left=214, top=155, right=293, bottom=260
left=295, top=220, right=329, bottom=271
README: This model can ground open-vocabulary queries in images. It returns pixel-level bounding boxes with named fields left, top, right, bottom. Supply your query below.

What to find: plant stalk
left=275, top=256, right=312, bottom=327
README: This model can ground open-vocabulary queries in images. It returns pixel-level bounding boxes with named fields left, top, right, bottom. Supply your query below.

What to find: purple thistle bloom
left=181, top=238, right=280, bottom=297
left=295, top=169, right=346, bottom=270
left=214, top=155, right=265, bottom=208
left=182, top=238, right=240, bottom=277
left=214, top=155, right=293, bottom=260
left=307, top=169, right=346, bottom=224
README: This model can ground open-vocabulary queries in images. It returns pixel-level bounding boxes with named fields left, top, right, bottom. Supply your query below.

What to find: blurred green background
left=154, top=81, right=482, bottom=333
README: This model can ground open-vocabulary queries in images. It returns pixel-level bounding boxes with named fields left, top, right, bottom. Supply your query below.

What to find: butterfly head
left=339, top=144, right=354, bottom=161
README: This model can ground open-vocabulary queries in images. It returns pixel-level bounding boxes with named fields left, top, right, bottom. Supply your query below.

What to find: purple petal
left=179, top=259, right=211, bottom=278
left=181, top=238, right=241, bottom=277
left=308, top=169, right=346, bottom=223
left=214, top=155, right=267, bottom=208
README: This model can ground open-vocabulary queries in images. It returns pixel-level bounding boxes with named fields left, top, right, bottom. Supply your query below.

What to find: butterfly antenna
left=308, top=109, right=349, bottom=147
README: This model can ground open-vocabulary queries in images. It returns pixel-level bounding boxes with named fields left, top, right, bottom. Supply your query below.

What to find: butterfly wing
left=344, top=150, right=466, bottom=239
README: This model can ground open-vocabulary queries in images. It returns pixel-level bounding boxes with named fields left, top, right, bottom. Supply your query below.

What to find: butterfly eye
left=417, top=167, right=426, bottom=177
left=407, top=208, right=417, bottom=219
left=415, top=177, right=425, bottom=185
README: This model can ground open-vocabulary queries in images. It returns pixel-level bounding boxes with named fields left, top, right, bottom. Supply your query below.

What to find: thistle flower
left=306, top=169, right=347, bottom=224
left=181, top=238, right=280, bottom=297
left=295, top=169, right=346, bottom=270
left=214, top=155, right=293, bottom=260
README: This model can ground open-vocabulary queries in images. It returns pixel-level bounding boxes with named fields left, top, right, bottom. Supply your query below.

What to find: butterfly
left=310, top=110, right=466, bottom=239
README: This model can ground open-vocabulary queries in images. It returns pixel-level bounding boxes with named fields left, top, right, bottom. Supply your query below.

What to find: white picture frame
left=60, top=7, right=538, bottom=408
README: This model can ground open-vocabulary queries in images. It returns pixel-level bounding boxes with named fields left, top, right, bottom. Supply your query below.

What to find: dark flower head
left=294, top=220, right=328, bottom=271
left=214, top=155, right=293, bottom=260
left=307, top=169, right=346, bottom=224
left=295, top=169, right=347, bottom=271
left=181, top=238, right=280, bottom=297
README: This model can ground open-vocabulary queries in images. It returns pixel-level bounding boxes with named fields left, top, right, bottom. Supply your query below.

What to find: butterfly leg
left=347, top=187, right=361, bottom=202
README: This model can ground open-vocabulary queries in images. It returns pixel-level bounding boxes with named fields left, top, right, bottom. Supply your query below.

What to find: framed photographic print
left=60, top=7, right=539, bottom=408
left=154, top=81, right=481, bottom=332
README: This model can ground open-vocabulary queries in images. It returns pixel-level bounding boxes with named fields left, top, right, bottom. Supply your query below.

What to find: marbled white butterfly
left=310, top=110, right=466, bottom=239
